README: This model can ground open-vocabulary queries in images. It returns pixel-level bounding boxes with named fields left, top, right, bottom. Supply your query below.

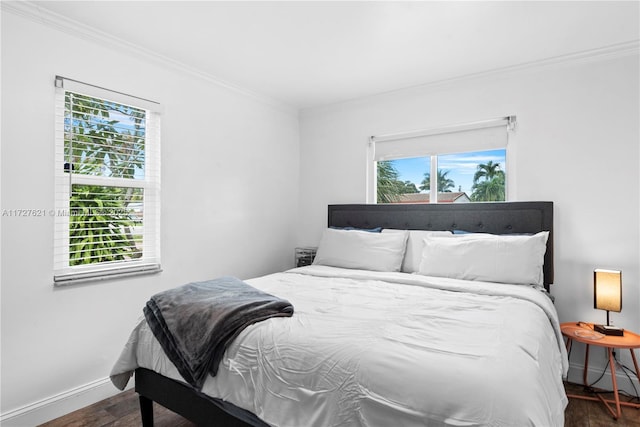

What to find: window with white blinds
left=53, top=76, right=161, bottom=285
left=368, top=117, right=515, bottom=204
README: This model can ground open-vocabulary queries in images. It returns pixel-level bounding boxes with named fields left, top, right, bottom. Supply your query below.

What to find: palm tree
left=420, top=169, right=455, bottom=192
left=473, top=161, right=503, bottom=184
left=65, top=93, right=145, bottom=265
left=377, top=162, right=421, bottom=203
left=471, top=161, right=505, bottom=201
left=377, top=161, right=401, bottom=203
left=400, top=181, right=419, bottom=194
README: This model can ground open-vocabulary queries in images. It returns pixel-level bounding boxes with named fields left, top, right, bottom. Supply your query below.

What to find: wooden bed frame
left=135, top=201, right=554, bottom=426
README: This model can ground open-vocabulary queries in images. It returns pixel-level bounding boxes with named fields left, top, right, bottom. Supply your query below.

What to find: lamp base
left=594, top=324, right=624, bottom=336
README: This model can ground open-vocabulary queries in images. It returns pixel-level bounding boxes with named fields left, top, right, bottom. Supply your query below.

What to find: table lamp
left=593, top=269, right=623, bottom=336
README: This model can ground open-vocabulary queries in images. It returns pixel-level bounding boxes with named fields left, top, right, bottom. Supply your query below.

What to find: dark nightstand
left=295, top=247, right=317, bottom=267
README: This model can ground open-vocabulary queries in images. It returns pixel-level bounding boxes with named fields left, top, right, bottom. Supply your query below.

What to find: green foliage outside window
left=377, top=161, right=419, bottom=203
left=420, top=169, right=455, bottom=193
left=65, top=92, right=145, bottom=266
left=377, top=158, right=505, bottom=203
left=69, top=186, right=142, bottom=265
left=470, top=161, right=505, bottom=201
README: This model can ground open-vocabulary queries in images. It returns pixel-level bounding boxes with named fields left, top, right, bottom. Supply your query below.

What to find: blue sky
left=391, top=149, right=506, bottom=194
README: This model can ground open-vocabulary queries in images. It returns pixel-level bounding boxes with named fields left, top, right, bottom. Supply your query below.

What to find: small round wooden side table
left=561, top=322, right=640, bottom=420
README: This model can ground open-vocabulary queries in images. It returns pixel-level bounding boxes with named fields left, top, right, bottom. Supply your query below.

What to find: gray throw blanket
left=143, top=276, right=294, bottom=390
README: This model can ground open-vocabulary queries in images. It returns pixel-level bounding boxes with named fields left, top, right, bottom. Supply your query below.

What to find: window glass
left=65, top=92, right=146, bottom=180
left=69, top=185, right=143, bottom=266
left=376, top=149, right=506, bottom=204
left=63, top=93, right=147, bottom=267
left=54, top=81, right=161, bottom=285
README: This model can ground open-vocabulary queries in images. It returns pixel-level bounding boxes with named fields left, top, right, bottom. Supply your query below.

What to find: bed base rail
left=135, top=368, right=267, bottom=427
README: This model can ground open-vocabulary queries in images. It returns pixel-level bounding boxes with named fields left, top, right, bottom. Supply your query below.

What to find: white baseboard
left=566, top=361, right=640, bottom=396
left=0, top=377, right=133, bottom=427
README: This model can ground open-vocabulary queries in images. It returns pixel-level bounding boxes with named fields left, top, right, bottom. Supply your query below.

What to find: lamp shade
left=594, top=269, right=622, bottom=312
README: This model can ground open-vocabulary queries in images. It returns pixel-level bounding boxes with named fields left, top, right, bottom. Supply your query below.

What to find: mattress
left=111, top=265, right=568, bottom=426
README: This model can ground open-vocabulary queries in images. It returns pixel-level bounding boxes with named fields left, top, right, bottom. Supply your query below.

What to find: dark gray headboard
left=328, top=202, right=554, bottom=289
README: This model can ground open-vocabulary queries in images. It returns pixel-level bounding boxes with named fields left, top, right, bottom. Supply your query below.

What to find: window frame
left=367, top=117, right=515, bottom=204
left=53, top=77, right=162, bottom=285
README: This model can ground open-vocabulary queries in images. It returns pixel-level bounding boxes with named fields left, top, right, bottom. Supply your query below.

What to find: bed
left=110, top=201, right=568, bottom=426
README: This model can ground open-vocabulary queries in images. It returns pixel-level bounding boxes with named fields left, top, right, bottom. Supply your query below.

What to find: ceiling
left=30, top=1, right=640, bottom=110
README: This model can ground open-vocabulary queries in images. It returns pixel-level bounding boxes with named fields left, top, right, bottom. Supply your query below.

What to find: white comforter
left=111, top=266, right=569, bottom=427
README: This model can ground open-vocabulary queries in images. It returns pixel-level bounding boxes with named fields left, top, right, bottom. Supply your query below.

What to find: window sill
left=53, top=263, right=162, bottom=286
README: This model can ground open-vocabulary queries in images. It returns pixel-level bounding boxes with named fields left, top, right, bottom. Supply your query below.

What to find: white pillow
left=382, top=229, right=453, bottom=273
left=313, top=228, right=409, bottom=272
left=417, top=231, right=549, bottom=286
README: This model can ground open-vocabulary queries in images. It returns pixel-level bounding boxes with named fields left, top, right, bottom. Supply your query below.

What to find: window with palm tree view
left=64, top=92, right=146, bottom=266
left=377, top=149, right=506, bottom=204
left=54, top=80, right=161, bottom=284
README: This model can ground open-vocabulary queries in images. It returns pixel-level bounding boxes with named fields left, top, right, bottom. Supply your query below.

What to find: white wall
left=2, top=4, right=639, bottom=424
left=1, top=10, right=299, bottom=423
left=299, top=53, right=640, bottom=390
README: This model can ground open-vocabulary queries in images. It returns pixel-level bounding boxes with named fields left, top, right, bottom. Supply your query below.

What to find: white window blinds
left=371, top=116, right=514, bottom=161
left=367, top=116, right=515, bottom=203
left=53, top=76, right=161, bottom=285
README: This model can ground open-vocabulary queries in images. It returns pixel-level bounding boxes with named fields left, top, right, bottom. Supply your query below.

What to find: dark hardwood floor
left=38, top=382, right=639, bottom=427
left=38, top=389, right=195, bottom=427
left=564, top=382, right=640, bottom=427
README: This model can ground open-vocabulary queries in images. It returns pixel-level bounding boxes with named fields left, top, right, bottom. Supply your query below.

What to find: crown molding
left=303, top=38, right=639, bottom=114
left=1, top=0, right=298, bottom=116
left=423, top=39, right=640, bottom=94
left=486, top=39, right=639, bottom=76
left=4, top=1, right=638, bottom=114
